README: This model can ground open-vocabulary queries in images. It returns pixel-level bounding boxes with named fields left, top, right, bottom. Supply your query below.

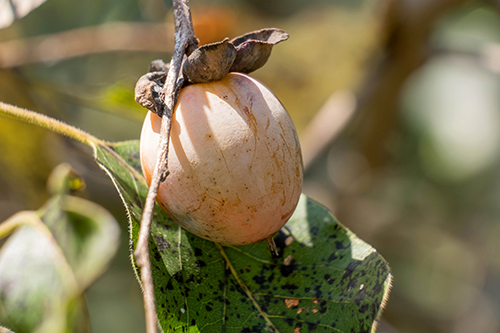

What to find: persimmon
left=140, top=73, right=303, bottom=246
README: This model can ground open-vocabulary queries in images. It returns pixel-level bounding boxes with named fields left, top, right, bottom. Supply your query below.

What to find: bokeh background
left=1, top=0, right=500, bottom=331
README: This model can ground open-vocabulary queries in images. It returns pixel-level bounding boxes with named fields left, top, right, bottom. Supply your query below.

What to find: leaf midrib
left=215, top=243, right=279, bottom=333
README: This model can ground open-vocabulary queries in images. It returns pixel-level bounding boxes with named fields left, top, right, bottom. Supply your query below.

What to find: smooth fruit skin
left=140, top=73, right=303, bottom=245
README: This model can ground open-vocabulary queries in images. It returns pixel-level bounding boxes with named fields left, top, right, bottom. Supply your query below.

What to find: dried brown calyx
left=135, top=28, right=288, bottom=115
left=182, top=38, right=237, bottom=84
left=229, top=28, right=289, bottom=74
left=183, top=28, right=288, bottom=83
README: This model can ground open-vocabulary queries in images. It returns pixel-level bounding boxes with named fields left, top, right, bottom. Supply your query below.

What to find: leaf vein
left=252, top=293, right=351, bottom=304
left=216, top=243, right=280, bottom=333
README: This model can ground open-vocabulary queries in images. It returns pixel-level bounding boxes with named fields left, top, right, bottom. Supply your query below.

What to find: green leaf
left=94, top=140, right=392, bottom=333
left=0, top=164, right=120, bottom=333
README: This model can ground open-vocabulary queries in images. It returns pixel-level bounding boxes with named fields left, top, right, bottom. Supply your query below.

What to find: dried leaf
left=183, top=38, right=237, bottom=84
left=230, top=28, right=289, bottom=74
left=134, top=71, right=167, bottom=116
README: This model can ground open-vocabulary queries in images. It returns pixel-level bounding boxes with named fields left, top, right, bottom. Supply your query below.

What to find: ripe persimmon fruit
left=140, top=73, right=303, bottom=246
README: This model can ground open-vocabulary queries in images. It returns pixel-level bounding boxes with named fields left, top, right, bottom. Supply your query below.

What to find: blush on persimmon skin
left=140, top=72, right=303, bottom=246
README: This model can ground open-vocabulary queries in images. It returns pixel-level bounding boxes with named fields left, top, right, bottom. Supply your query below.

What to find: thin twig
left=133, top=1, right=198, bottom=332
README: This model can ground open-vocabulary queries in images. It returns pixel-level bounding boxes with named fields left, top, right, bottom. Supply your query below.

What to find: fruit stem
left=133, top=1, right=198, bottom=332
left=267, top=236, right=279, bottom=256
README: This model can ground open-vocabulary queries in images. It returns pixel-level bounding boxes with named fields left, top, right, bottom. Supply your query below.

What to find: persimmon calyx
left=183, top=28, right=289, bottom=84
left=134, top=28, right=289, bottom=116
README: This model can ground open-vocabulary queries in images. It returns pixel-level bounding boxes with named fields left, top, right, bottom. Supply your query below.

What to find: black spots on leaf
left=335, top=240, right=349, bottom=250
left=282, top=283, right=299, bottom=291
left=309, top=226, right=319, bottom=236
left=319, top=301, right=328, bottom=314
left=359, top=303, right=369, bottom=314
left=279, top=263, right=296, bottom=277
left=154, top=235, right=172, bottom=252
left=185, top=274, right=195, bottom=284
left=307, top=322, right=318, bottom=331
left=154, top=250, right=162, bottom=262
left=325, top=275, right=335, bottom=285
left=195, top=260, right=206, bottom=268
left=253, top=275, right=266, bottom=285
left=328, top=252, right=338, bottom=263
left=173, top=273, right=184, bottom=284
left=342, top=261, right=361, bottom=282
left=347, top=278, right=358, bottom=290
left=313, top=285, right=323, bottom=298
left=284, top=318, right=294, bottom=327
left=126, top=151, right=141, bottom=170
left=166, top=279, right=175, bottom=291
left=205, top=305, right=213, bottom=312
left=194, top=247, right=203, bottom=257
left=191, top=319, right=196, bottom=326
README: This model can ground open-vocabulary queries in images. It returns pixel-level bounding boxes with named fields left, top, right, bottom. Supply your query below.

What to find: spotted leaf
left=94, top=140, right=391, bottom=333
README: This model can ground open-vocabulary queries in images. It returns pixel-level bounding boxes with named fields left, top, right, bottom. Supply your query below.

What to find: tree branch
left=355, top=0, right=471, bottom=167
left=133, top=1, right=198, bottom=332
left=0, top=22, right=174, bottom=68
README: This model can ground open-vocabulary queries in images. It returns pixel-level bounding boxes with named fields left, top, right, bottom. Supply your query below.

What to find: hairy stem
left=0, top=101, right=104, bottom=146
left=133, top=1, right=198, bottom=332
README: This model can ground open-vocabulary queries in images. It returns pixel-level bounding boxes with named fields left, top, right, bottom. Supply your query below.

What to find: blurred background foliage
left=1, top=0, right=500, bottom=332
